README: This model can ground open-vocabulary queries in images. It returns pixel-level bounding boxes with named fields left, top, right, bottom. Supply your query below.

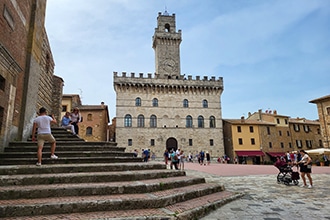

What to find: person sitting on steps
left=61, top=112, right=76, bottom=135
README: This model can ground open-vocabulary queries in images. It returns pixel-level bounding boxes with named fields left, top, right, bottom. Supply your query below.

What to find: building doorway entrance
left=166, top=137, right=178, bottom=152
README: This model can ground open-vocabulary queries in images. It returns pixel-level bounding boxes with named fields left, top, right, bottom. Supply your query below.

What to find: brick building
left=61, top=95, right=110, bottom=142
left=0, top=0, right=61, bottom=150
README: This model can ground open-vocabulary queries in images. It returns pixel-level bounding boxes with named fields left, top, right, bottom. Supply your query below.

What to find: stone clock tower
left=152, top=12, right=182, bottom=79
left=114, top=11, right=224, bottom=160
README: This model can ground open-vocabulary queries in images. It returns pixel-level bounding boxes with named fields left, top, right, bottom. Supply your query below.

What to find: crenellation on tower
left=114, top=71, right=223, bottom=85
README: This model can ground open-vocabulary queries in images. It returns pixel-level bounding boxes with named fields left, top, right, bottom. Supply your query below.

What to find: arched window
left=165, top=23, right=170, bottom=32
left=203, top=99, right=208, bottom=108
left=152, top=98, right=158, bottom=107
left=86, top=127, right=92, bottom=135
left=124, top=114, right=132, bottom=127
left=198, top=115, right=204, bottom=128
left=183, top=99, right=189, bottom=108
left=209, top=116, right=216, bottom=128
left=137, top=114, right=145, bottom=127
left=135, top=97, right=141, bottom=106
left=150, top=115, right=157, bottom=128
left=87, top=113, right=92, bottom=121
left=186, top=115, right=193, bottom=128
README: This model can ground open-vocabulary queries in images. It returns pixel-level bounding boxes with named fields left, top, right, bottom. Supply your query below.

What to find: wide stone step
left=3, top=191, right=243, bottom=220
left=0, top=183, right=223, bottom=218
left=0, top=176, right=204, bottom=199
left=0, top=163, right=166, bottom=175
left=8, top=141, right=118, bottom=148
left=0, top=156, right=143, bottom=165
left=0, top=169, right=185, bottom=186
left=0, top=151, right=135, bottom=158
left=4, top=145, right=124, bottom=153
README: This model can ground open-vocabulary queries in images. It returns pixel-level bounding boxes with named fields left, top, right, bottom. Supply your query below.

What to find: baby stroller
left=276, top=165, right=300, bottom=186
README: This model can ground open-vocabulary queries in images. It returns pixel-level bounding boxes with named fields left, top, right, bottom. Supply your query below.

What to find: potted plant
left=319, top=155, right=325, bottom=166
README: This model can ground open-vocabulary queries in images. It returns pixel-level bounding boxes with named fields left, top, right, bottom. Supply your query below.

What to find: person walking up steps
left=32, top=107, right=58, bottom=166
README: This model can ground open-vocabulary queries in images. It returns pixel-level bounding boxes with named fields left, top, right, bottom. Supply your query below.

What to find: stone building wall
left=78, top=105, right=110, bottom=142
left=114, top=72, right=225, bottom=158
left=310, top=95, right=330, bottom=149
left=52, top=75, right=64, bottom=123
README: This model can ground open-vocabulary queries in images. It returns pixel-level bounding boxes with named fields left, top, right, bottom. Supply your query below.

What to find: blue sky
left=45, top=0, right=330, bottom=120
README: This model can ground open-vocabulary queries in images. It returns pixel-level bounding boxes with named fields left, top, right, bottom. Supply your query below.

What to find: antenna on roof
left=164, top=5, right=169, bottom=15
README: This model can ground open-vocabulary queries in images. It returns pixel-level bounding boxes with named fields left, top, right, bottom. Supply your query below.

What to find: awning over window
left=235, top=150, right=265, bottom=157
left=267, top=152, right=285, bottom=157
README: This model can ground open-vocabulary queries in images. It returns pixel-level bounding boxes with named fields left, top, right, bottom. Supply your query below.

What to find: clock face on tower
left=162, top=58, right=176, bottom=73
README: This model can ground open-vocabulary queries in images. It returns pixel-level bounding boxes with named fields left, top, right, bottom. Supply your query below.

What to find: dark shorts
left=300, top=164, right=312, bottom=173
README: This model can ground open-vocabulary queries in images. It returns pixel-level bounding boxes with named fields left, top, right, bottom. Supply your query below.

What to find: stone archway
left=166, top=137, right=178, bottom=152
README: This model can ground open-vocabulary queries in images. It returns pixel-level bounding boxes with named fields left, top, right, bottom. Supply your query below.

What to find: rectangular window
left=210, top=139, right=214, bottom=146
left=150, top=139, right=155, bottom=146
left=303, top=125, right=309, bottom=133
left=237, top=126, right=241, bottom=133
left=249, top=126, right=254, bottom=133
left=251, top=138, right=255, bottom=145
left=279, top=131, right=282, bottom=136
left=306, top=140, right=312, bottom=148
left=0, top=106, right=4, bottom=134
left=267, top=127, right=270, bottom=135
left=280, top=142, right=284, bottom=148
left=294, top=124, right=300, bottom=132
left=285, top=119, right=288, bottom=124
left=0, top=75, right=5, bottom=91
left=62, top=105, right=67, bottom=112
left=269, top=142, right=272, bottom=148
left=189, top=139, right=193, bottom=146
left=276, top=118, right=280, bottom=124
left=289, top=143, right=292, bottom=148
left=238, top=138, right=243, bottom=145
left=128, top=139, right=132, bottom=146
left=287, top=131, right=290, bottom=136
left=296, top=140, right=302, bottom=148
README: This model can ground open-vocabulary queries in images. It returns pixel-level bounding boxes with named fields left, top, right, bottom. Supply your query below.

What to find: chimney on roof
left=273, top=110, right=277, bottom=115
left=241, top=116, right=245, bottom=123
left=258, top=109, right=262, bottom=121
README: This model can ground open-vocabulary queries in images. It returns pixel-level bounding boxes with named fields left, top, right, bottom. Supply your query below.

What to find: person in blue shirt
left=61, top=112, right=76, bottom=135
left=142, top=149, right=149, bottom=162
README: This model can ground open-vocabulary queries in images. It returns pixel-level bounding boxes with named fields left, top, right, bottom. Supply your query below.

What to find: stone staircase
left=0, top=128, right=242, bottom=219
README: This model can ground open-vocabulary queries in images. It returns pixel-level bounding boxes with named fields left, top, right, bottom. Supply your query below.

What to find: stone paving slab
left=180, top=163, right=330, bottom=220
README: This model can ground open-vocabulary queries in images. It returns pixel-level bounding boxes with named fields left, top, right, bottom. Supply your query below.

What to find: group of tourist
left=163, top=149, right=185, bottom=170
left=61, top=107, right=81, bottom=135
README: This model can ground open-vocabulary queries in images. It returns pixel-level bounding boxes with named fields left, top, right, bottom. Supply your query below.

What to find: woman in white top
left=297, top=150, right=313, bottom=188
left=70, top=107, right=81, bottom=135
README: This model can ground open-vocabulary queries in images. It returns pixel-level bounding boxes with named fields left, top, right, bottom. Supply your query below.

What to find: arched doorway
left=166, top=137, right=178, bottom=152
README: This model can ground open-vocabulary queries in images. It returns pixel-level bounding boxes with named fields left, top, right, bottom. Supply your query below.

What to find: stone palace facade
left=114, top=12, right=224, bottom=158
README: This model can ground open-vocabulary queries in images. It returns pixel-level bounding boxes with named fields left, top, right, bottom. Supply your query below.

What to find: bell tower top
left=152, top=11, right=182, bottom=79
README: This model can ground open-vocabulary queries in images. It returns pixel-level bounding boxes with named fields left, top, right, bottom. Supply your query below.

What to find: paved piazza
left=181, top=162, right=330, bottom=220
